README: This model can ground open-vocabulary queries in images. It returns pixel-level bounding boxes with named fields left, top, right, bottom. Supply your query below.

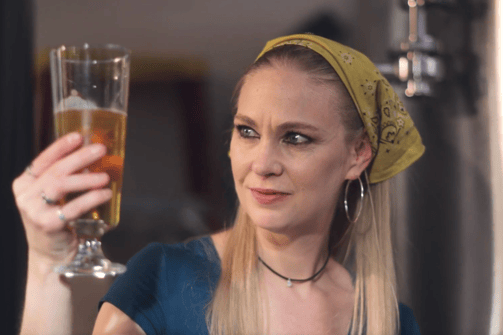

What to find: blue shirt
left=100, top=236, right=421, bottom=334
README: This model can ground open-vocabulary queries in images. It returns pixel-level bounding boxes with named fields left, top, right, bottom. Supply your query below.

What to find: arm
left=20, top=253, right=73, bottom=335
left=14, top=133, right=111, bottom=334
left=93, top=303, right=146, bottom=335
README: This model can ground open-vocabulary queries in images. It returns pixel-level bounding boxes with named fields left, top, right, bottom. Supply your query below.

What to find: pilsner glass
left=50, top=44, right=130, bottom=278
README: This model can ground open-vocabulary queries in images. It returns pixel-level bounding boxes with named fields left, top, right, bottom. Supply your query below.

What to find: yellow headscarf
left=256, top=34, right=425, bottom=184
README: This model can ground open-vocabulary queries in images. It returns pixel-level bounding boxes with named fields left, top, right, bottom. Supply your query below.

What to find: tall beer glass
left=50, top=44, right=130, bottom=277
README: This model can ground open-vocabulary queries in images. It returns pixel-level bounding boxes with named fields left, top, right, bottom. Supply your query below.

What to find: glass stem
left=74, top=238, right=107, bottom=264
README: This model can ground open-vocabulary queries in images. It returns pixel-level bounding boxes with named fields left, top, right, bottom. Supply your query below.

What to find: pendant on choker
left=257, top=251, right=331, bottom=288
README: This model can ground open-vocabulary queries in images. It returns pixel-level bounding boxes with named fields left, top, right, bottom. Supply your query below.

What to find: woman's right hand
left=12, top=132, right=113, bottom=270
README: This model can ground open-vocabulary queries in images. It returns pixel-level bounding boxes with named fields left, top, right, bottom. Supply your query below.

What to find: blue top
left=100, top=236, right=421, bottom=334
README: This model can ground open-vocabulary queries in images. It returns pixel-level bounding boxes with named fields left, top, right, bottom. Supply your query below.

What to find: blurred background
left=1, top=0, right=501, bottom=334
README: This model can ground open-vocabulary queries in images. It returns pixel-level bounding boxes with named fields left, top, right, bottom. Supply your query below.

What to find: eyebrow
left=234, top=114, right=321, bottom=133
left=234, top=114, right=257, bottom=128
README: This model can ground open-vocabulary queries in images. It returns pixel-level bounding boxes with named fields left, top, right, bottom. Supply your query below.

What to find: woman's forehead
left=237, top=66, right=345, bottom=126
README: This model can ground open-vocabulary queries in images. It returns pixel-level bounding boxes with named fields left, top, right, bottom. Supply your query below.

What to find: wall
left=35, top=0, right=359, bottom=134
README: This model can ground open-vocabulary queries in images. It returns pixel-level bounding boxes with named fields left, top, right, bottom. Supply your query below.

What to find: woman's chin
left=247, top=212, right=296, bottom=234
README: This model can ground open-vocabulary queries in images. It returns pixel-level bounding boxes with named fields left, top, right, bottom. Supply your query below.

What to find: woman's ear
left=345, top=133, right=373, bottom=180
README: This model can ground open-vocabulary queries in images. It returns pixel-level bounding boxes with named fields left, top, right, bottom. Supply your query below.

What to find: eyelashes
left=235, top=125, right=259, bottom=139
left=234, top=125, right=313, bottom=146
left=282, top=132, right=311, bottom=145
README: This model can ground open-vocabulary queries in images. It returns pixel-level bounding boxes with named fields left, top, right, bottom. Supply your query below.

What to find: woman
left=15, top=34, right=424, bottom=334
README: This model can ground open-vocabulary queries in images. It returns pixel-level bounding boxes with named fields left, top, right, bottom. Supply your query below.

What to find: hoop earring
left=344, top=176, right=365, bottom=223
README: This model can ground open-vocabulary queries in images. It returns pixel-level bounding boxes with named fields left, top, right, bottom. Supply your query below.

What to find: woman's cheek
left=230, top=147, right=247, bottom=185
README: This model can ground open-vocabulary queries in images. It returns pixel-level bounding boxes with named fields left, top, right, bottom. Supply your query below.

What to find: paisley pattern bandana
left=255, top=34, right=425, bottom=184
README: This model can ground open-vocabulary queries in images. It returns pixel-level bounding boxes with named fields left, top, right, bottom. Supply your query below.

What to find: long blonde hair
left=207, top=45, right=399, bottom=335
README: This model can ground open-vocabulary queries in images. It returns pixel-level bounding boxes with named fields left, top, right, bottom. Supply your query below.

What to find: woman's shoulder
left=399, top=303, right=421, bottom=335
left=120, top=236, right=221, bottom=293
left=99, top=236, right=221, bottom=334
left=101, top=235, right=222, bottom=305
left=129, top=235, right=220, bottom=272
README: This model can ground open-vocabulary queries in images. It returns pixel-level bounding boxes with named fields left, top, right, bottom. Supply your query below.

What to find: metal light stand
left=378, top=0, right=457, bottom=97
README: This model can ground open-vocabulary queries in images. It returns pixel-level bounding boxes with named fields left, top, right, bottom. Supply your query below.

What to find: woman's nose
left=251, top=140, right=283, bottom=177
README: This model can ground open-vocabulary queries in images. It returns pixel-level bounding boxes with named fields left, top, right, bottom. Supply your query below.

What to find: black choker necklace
left=258, top=251, right=331, bottom=287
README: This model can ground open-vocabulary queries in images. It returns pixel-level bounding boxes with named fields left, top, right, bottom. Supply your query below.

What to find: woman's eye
left=236, top=125, right=259, bottom=138
left=283, top=132, right=311, bottom=145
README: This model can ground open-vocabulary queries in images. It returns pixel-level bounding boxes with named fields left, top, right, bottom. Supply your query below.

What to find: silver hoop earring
left=344, top=176, right=365, bottom=223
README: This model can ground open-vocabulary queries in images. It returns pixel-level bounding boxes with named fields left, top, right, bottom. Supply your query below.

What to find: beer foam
left=57, top=92, right=98, bottom=111
left=55, top=107, right=127, bottom=117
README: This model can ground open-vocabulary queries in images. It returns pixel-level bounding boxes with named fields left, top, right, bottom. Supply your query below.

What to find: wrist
left=27, top=250, right=72, bottom=285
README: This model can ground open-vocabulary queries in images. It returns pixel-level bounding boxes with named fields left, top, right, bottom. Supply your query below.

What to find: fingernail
left=68, top=132, right=81, bottom=143
left=90, top=144, right=105, bottom=155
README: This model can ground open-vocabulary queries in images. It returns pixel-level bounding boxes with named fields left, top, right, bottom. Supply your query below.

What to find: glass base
left=54, top=233, right=126, bottom=278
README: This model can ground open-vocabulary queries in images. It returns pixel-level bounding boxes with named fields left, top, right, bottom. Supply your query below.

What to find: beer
left=55, top=109, right=127, bottom=228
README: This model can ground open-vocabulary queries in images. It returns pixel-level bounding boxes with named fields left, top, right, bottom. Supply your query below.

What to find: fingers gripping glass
left=50, top=44, right=130, bottom=278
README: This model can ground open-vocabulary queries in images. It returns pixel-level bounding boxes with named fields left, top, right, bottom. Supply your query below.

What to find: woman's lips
left=250, top=188, right=291, bottom=205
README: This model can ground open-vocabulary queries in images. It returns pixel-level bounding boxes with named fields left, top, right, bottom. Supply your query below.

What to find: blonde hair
left=344, top=176, right=399, bottom=335
left=207, top=207, right=265, bottom=334
left=207, top=45, right=399, bottom=335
